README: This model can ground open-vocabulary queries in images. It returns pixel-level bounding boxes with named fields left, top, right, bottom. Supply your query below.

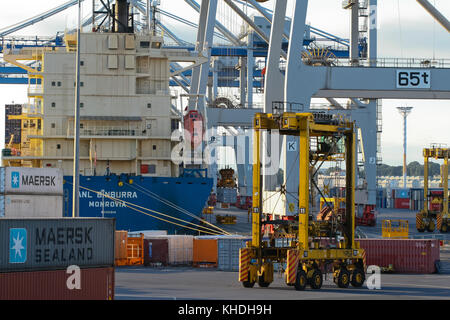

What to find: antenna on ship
left=150, top=1, right=160, bottom=36
left=92, top=0, right=134, bottom=33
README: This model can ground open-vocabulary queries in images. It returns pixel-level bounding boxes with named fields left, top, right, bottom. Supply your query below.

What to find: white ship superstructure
left=3, top=31, right=203, bottom=176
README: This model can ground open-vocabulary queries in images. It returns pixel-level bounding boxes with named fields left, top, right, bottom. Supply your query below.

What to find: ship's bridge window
left=153, top=145, right=156, bottom=150
left=147, top=103, right=151, bottom=108
left=51, top=102, right=56, bottom=108
left=51, top=123, right=55, bottom=128
left=151, top=42, right=161, bottom=49
left=80, top=60, right=84, bottom=66
left=140, top=41, right=150, bottom=48
left=57, top=144, right=61, bottom=149
left=57, top=81, right=61, bottom=87
left=51, top=81, right=56, bottom=86
left=80, top=103, right=84, bottom=108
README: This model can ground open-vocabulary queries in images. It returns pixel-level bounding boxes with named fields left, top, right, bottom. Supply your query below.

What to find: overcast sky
left=0, top=0, right=449, bottom=165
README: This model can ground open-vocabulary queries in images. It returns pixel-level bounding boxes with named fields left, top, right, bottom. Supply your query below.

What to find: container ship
left=1, top=1, right=213, bottom=233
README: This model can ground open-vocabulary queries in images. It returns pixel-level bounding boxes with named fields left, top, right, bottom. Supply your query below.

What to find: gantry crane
left=239, top=111, right=366, bottom=291
left=416, top=146, right=449, bottom=233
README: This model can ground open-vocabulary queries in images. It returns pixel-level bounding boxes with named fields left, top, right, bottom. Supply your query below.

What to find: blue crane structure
left=0, top=0, right=358, bottom=85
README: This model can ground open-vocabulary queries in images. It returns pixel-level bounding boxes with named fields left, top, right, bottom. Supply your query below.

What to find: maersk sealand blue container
left=394, top=188, right=410, bottom=199
left=63, top=174, right=213, bottom=234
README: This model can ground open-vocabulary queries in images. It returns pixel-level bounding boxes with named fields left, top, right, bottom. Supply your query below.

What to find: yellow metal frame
left=418, top=147, right=449, bottom=232
left=241, top=112, right=365, bottom=290
left=382, top=219, right=409, bottom=239
left=319, top=197, right=346, bottom=211
left=2, top=45, right=47, bottom=168
left=252, top=112, right=357, bottom=251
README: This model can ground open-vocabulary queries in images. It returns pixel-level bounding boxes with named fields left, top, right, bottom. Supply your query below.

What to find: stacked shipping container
left=410, top=188, right=425, bottom=211
left=216, top=188, right=238, bottom=204
left=392, top=188, right=410, bottom=209
left=0, top=167, right=63, bottom=218
left=376, top=188, right=387, bottom=208
left=0, top=218, right=115, bottom=299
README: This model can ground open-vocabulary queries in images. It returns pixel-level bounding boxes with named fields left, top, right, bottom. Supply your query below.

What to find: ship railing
left=27, top=86, right=44, bottom=95
left=13, top=147, right=42, bottom=157
left=68, top=127, right=145, bottom=137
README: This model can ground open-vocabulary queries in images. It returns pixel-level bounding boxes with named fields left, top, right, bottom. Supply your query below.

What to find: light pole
left=397, top=106, right=413, bottom=188
left=72, top=0, right=82, bottom=217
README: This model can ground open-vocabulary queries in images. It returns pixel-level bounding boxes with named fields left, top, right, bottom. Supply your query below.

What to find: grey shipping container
left=217, top=237, right=251, bottom=271
left=217, top=188, right=237, bottom=204
left=1, top=167, right=63, bottom=195
left=0, top=218, right=115, bottom=273
left=0, top=194, right=63, bottom=218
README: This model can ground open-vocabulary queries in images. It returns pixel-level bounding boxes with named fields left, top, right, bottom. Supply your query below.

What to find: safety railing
left=338, top=58, right=450, bottom=68
left=27, top=86, right=44, bottom=95
left=67, top=126, right=145, bottom=137
left=382, top=219, right=409, bottom=239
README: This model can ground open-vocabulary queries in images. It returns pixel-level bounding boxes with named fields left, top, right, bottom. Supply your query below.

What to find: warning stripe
left=437, top=213, right=443, bottom=231
left=362, top=250, right=367, bottom=271
left=416, top=213, right=424, bottom=229
left=239, top=248, right=251, bottom=282
left=286, top=250, right=299, bottom=284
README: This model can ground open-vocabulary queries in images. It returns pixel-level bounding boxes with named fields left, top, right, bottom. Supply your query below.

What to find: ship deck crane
left=416, top=146, right=449, bottom=233
left=239, top=111, right=366, bottom=290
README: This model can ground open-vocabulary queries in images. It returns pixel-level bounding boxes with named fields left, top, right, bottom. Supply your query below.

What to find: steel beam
left=223, top=0, right=287, bottom=60
left=417, top=0, right=450, bottom=32
left=184, top=0, right=241, bottom=45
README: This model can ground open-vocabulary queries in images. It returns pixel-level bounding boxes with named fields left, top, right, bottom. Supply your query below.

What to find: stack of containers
left=0, top=167, right=63, bottom=218
left=216, top=188, right=238, bottom=206
left=410, top=188, right=424, bottom=211
left=376, top=188, right=387, bottom=209
left=0, top=218, right=115, bottom=299
left=357, top=239, right=440, bottom=274
left=392, top=188, right=410, bottom=209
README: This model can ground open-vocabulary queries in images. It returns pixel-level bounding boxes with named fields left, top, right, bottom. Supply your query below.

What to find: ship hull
left=63, top=174, right=213, bottom=234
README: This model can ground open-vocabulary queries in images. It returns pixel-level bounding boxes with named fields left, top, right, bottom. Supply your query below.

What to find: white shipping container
left=132, top=230, right=168, bottom=238
left=0, top=194, right=63, bottom=218
left=2, top=167, right=63, bottom=195
left=167, top=235, right=193, bottom=264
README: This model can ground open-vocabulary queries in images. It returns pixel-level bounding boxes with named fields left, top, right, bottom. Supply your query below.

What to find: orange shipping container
left=115, top=231, right=128, bottom=265
left=126, top=233, right=144, bottom=265
left=193, top=239, right=218, bottom=267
